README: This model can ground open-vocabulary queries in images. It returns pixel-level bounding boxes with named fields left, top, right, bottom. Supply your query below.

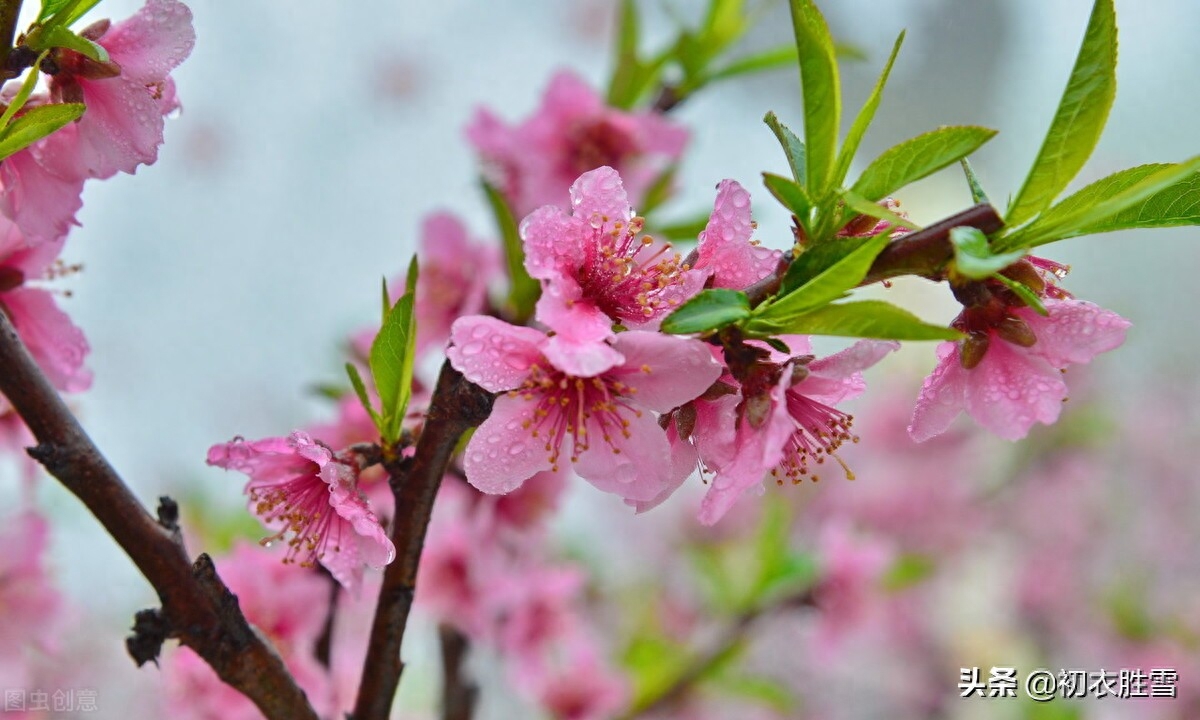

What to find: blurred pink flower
left=412, top=212, right=499, bottom=356
left=0, top=512, right=66, bottom=691
left=467, top=70, right=687, bottom=217
left=206, top=431, right=395, bottom=592
left=516, top=633, right=629, bottom=720
left=810, top=522, right=893, bottom=656
left=447, top=315, right=721, bottom=503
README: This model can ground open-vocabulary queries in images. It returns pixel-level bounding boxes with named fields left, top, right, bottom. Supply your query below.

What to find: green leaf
left=651, top=212, right=711, bottom=242
left=754, top=232, right=890, bottom=319
left=482, top=180, right=539, bottom=322
left=0, top=54, right=47, bottom=131
left=369, top=258, right=418, bottom=444
left=31, top=24, right=109, bottom=62
left=996, top=157, right=1200, bottom=249
left=1006, top=0, right=1117, bottom=227
left=763, top=112, right=806, bottom=184
left=40, top=0, right=101, bottom=27
left=851, top=126, right=997, bottom=202
left=0, top=103, right=85, bottom=162
left=949, top=226, right=1026, bottom=280
left=38, top=0, right=74, bottom=23
left=779, top=235, right=870, bottom=295
left=606, top=0, right=645, bottom=109
left=882, top=553, right=936, bottom=591
left=745, top=299, right=962, bottom=341
left=762, top=172, right=812, bottom=226
left=833, top=31, right=905, bottom=187
left=787, top=0, right=840, bottom=196
left=638, top=163, right=677, bottom=216
left=344, top=362, right=382, bottom=430
left=840, top=189, right=920, bottom=231
left=992, top=273, right=1048, bottom=316
left=660, top=289, right=750, bottom=334
left=706, top=45, right=802, bottom=84
left=961, top=158, right=991, bottom=205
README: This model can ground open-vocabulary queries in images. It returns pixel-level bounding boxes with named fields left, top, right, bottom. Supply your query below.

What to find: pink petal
left=802, top=340, right=899, bottom=405
left=695, top=179, right=781, bottom=289
left=962, top=341, right=1067, bottom=441
left=1019, top=298, right=1131, bottom=368
left=626, top=419, right=697, bottom=514
left=542, top=333, right=624, bottom=378
left=73, top=76, right=167, bottom=178
left=568, top=166, right=633, bottom=230
left=608, top=332, right=722, bottom=412
left=573, top=408, right=672, bottom=502
left=540, top=70, right=604, bottom=123
left=100, top=0, right=196, bottom=85
left=0, top=144, right=83, bottom=243
left=447, top=315, right=545, bottom=393
left=2, top=287, right=91, bottom=392
left=419, top=212, right=471, bottom=266
left=908, top=342, right=968, bottom=442
left=520, top=205, right=584, bottom=281
left=462, top=395, right=554, bottom=494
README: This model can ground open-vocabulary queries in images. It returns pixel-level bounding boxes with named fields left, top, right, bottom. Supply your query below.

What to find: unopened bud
left=995, top=315, right=1037, bottom=347
left=959, top=331, right=991, bottom=370
left=676, top=403, right=697, bottom=440
left=743, top=392, right=773, bottom=429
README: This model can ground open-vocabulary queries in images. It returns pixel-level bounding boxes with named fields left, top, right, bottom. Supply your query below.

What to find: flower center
left=251, top=469, right=342, bottom=568
left=772, top=392, right=858, bottom=484
left=513, top=363, right=641, bottom=472
left=577, top=217, right=689, bottom=324
left=566, top=118, right=637, bottom=177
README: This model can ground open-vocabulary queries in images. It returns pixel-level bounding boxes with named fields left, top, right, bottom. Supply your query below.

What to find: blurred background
left=3, top=0, right=1199, bottom=718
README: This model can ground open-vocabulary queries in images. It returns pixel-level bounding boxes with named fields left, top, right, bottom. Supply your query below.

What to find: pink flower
left=515, top=633, right=629, bottom=720
left=412, top=212, right=499, bottom=356
left=162, top=541, right=334, bottom=719
left=417, top=483, right=497, bottom=637
left=810, top=522, right=893, bottom=655
left=0, top=217, right=90, bottom=400
left=467, top=69, right=687, bottom=217
left=909, top=297, right=1130, bottom=441
left=45, top=0, right=195, bottom=180
left=493, top=565, right=585, bottom=662
left=521, top=167, right=703, bottom=371
left=0, top=512, right=67, bottom=690
left=695, top=338, right=897, bottom=525
left=206, top=431, right=395, bottom=592
left=692, top=179, right=781, bottom=290
left=447, top=315, right=721, bottom=503
left=0, top=136, right=84, bottom=244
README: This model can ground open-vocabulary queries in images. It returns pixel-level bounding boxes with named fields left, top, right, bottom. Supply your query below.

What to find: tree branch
left=0, top=0, right=23, bottom=74
left=439, top=624, right=478, bottom=720
left=352, top=361, right=495, bottom=720
left=0, top=311, right=319, bottom=720
left=861, top=203, right=1004, bottom=285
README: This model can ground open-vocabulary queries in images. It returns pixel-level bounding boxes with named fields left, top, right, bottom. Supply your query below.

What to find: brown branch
left=314, top=567, right=340, bottom=669
left=0, top=311, right=319, bottom=720
left=351, top=361, right=495, bottom=720
left=860, top=203, right=1004, bottom=286
left=0, top=0, right=22, bottom=74
left=439, top=624, right=478, bottom=720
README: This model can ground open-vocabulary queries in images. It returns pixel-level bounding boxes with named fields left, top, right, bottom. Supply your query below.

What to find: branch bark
left=352, top=361, right=495, bottom=720
left=439, top=624, right=478, bottom=720
left=0, top=311, right=319, bottom=720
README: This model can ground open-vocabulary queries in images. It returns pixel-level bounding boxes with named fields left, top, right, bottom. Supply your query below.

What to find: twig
left=0, top=0, right=23, bottom=74
left=314, top=567, right=340, bottom=669
left=860, top=203, right=1004, bottom=285
left=439, top=624, right=478, bottom=720
left=0, top=311, right=319, bottom=720
left=351, top=361, right=495, bottom=720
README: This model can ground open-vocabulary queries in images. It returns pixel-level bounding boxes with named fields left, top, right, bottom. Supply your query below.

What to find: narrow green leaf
left=833, top=31, right=905, bottom=187
left=0, top=103, right=85, bottom=162
left=762, top=172, right=812, bottom=224
left=851, top=126, right=997, bottom=202
left=754, top=232, right=889, bottom=319
left=949, top=226, right=1026, bottom=280
left=707, top=45, right=799, bottom=84
left=779, top=235, right=870, bottom=295
left=638, top=163, right=677, bottom=216
left=745, top=299, right=962, bottom=341
left=997, top=157, right=1200, bottom=249
left=369, top=263, right=419, bottom=444
left=992, top=273, right=1048, bottom=316
left=33, top=24, right=109, bottom=62
left=379, top=277, right=390, bottom=324
left=404, top=255, right=418, bottom=294
left=840, top=189, right=920, bottom=231
left=763, top=112, right=806, bottom=184
left=1006, top=0, right=1117, bottom=227
left=38, top=0, right=74, bottom=23
left=41, top=0, right=101, bottom=27
left=482, top=180, right=539, bottom=322
left=787, top=0, right=840, bottom=195
left=344, top=362, right=382, bottom=430
left=606, top=0, right=643, bottom=108
left=961, top=158, right=991, bottom=205
left=660, top=289, right=750, bottom=334
left=651, top=212, right=711, bottom=242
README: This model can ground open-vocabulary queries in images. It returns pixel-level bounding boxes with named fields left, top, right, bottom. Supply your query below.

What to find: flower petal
left=2, top=287, right=91, bottom=393
left=462, top=395, right=554, bottom=494
left=695, top=179, right=781, bottom=289
left=569, top=166, right=633, bottom=230
left=1020, top=298, right=1130, bottom=368
left=100, top=0, right=195, bottom=85
left=963, top=341, right=1067, bottom=441
left=573, top=408, right=672, bottom=502
left=608, top=332, right=722, bottom=412
left=908, top=342, right=969, bottom=442
left=802, top=339, right=899, bottom=404
left=447, top=315, right=545, bottom=393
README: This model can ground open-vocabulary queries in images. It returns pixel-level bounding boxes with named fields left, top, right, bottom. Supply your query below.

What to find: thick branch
left=0, top=312, right=318, bottom=720
left=861, top=203, right=1004, bottom=285
left=439, top=624, right=478, bottom=720
left=352, top=361, right=495, bottom=720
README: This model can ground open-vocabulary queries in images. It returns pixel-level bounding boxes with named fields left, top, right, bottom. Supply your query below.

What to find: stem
left=314, top=567, right=340, bottom=669
left=0, top=313, right=318, bottom=719
left=351, top=361, right=495, bottom=720
left=439, top=624, right=478, bottom=720
left=0, top=0, right=22, bottom=73
left=860, top=203, right=1004, bottom=286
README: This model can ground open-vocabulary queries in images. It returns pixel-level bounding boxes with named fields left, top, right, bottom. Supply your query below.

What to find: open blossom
left=0, top=217, right=90, bottom=401
left=692, top=179, right=781, bottom=290
left=521, top=166, right=702, bottom=374
left=687, top=338, right=897, bottom=525
left=447, top=315, right=721, bottom=503
left=0, top=134, right=85, bottom=244
left=206, top=431, right=395, bottom=592
left=467, top=69, right=687, bottom=217
left=909, top=259, right=1130, bottom=441
left=44, top=0, right=195, bottom=180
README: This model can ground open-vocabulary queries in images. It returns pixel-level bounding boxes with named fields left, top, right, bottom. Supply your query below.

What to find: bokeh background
left=3, top=0, right=1199, bottom=717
